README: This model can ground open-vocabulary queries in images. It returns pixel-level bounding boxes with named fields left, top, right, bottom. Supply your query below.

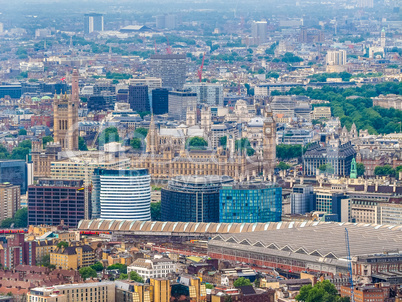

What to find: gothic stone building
left=131, top=106, right=277, bottom=181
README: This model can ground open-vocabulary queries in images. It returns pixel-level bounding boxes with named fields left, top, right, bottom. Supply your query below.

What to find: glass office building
left=0, top=160, right=27, bottom=194
left=161, top=175, right=233, bottom=223
left=92, top=169, right=151, bottom=220
left=219, top=183, right=282, bottom=223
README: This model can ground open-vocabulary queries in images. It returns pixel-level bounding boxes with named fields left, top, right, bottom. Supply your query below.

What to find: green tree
left=38, top=254, right=51, bottom=267
left=79, top=267, right=98, bottom=280
left=57, top=241, right=69, bottom=249
left=188, top=136, right=208, bottom=148
left=14, top=208, right=27, bottom=228
left=130, top=138, right=142, bottom=150
left=276, top=144, right=303, bottom=160
left=130, top=271, right=144, bottom=283
left=107, top=263, right=127, bottom=274
left=42, top=136, right=54, bottom=148
left=0, top=144, right=9, bottom=159
left=138, top=111, right=151, bottom=119
left=277, top=162, right=291, bottom=170
left=356, top=163, right=365, bottom=177
left=233, top=277, right=252, bottom=288
left=10, top=147, right=29, bottom=160
left=91, top=261, right=104, bottom=272
left=118, top=273, right=128, bottom=280
left=98, top=127, right=120, bottom=146
left=205, top=284, right=214, bottom=289
left=319, top=164, right=335, bottom=174
left=18, top=129, right=27, bottom=136
left=396, top=166, right=402, bottom=179
left=296, top=280, right=348, bottom=302
left=78, top=137, right=88, bottom=151
left=0, top=218, right=14, bottom=228
left=374, top=165, right=395, bottom=177
left=151, top=201, right=161, bottom=221
left=9, top=140, right=32, bottom=160
left=219, top=136, right=227, bottom=148
left=134, top=127, right=149, bottom=138
left=234, top=138, right=255, bottom=156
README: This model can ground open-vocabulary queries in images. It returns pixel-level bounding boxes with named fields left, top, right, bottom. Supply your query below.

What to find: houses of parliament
left=32, top=70, right=278, bottom=182
left=132, top=106, right=277, bottom=181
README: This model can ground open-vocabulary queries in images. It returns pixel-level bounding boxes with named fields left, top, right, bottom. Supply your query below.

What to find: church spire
left=146, top=115, right=159, bottom=154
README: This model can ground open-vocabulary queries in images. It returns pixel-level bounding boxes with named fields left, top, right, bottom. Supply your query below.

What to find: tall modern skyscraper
left=128, top=85, right=150, bottom=112
left=252, top=21, right=267, bottom=44
left=53, top=69, right=79, bottom=151
left=84, top=13, right=104, bottom=34
left=92, top=169, right=151, bottom=220
left=149, top=54, right=186, bottom=90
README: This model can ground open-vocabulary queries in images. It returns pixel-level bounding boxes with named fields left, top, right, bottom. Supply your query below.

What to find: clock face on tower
left=265, top=127, right=271, bottom=134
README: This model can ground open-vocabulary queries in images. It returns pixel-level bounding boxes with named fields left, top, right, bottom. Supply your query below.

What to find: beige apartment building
left=0, top=183, right=20, bottom=223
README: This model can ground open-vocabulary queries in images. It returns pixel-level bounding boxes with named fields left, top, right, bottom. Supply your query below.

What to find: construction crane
left=345, top=228, right=355, bottom=302
left=197, top=53, right=205, bottom=82
left=166, top=36, right=172, bottom=54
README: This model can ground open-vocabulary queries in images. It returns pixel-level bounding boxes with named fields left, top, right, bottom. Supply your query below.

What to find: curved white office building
left=92, top=169, right=151, bottom=220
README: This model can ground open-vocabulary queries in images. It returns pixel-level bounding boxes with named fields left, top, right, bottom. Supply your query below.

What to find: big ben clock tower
left=262, top=105, right=276, bottom=180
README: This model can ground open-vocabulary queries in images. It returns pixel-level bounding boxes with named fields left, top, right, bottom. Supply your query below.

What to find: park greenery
left=296, top=280, right=350, bottom=302
left=276, top=81, right=402, bottom=134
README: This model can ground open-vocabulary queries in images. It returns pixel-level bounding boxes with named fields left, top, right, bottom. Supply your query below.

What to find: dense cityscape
left=0, top=0, right=401, bottom=301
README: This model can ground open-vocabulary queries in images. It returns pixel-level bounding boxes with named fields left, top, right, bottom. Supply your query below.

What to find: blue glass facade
left=219, top=185, right=282, bottom=223
left=0, top=160, right=27, bottom=194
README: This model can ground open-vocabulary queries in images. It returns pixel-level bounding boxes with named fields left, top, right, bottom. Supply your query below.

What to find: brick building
left=340, top=284, right=390, bottom=302
left=0, top=234, right=36, bottom=268
left=27, top=179, right=86, bottom=228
